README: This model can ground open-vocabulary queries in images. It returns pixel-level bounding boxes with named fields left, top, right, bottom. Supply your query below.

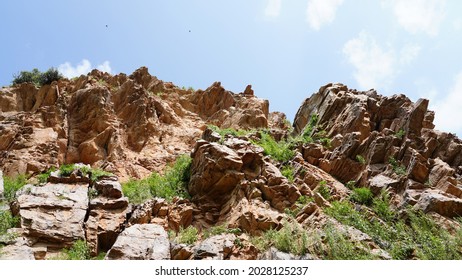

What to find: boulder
left=170, top=243, right=194, bottom=260
left=0, top=233, right=35, bottom=260
left=105, top=224, right=170, bottom=260
left=93, top=176, right=123, bottom=199
left=258, top=247, right=316, bottom=260
left=193, top=233, right=235, bottom=260
left=368, top=174, right=400, bottom=194
left=414, top=190, right=462, bottom=217
left=17, top=183, right=88, bottom=246
left=189, top=141, right=244, bottom=211
left=85, top=197, right=129, bottom=256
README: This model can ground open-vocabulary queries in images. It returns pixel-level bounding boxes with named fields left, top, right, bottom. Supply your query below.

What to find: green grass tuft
left=3, top=175, right=27, bottom=203
left=176, top=226, right=198, bottom=245
left=122, top=155, right=192, bottom=204
left=63, top=240, right=91, bottom=260
left=280, top=165, right=295, bottom=182
left=350, top=187, right=373, bottom=205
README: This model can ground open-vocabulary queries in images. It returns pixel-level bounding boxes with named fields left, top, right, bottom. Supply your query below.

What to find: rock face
left=0, top=67, right=271, bottom=180
left=3, top=74, right=462, bottom=260
left=105, top=224, right=170, bottom=260
left=293, top=83, right=462, bottom=217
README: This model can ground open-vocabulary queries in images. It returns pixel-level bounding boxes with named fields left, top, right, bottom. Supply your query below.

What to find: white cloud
left=58, top=59, right=112, bottom=78
left=306, top=0, right=344, bottom=30
left=453, top=18, right=462, bottom=31
left=343, top=32, right=421, bottom=90
left=265, top=0, right=281, bottom=17
left=399, top=44, right=421, bottom=65
left=387, top=0, right=446, bottom=36
left=433, top=72, right=462, bottom=135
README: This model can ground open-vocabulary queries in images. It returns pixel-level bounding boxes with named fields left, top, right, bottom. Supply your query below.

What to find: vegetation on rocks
left=3, top=175, right=27, bottom=203
left=122, top=154, right=192, bottom=204
left=12, top=67, right=63, bottom=87
left=174, top=226, right=198, bottom=245
left=0, top=210, right=18, bottom=236
left=325, top=198, right=462, bottom=260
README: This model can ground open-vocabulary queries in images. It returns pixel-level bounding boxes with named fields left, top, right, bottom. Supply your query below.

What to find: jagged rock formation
left=2, top=73, right=462, bottom=260
left=293, top=83, right=462, bottom=217
left=0, top=67, right=271, bottom=180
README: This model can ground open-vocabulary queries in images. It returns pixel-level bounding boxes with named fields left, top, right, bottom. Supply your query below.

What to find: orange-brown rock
left=0, top=68, right=270, bottom=179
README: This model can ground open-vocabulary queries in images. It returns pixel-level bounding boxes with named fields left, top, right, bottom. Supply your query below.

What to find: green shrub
left=372, top=191, right=395, bottom=222
left=317, top=180, right=331, bottom=200
left=85, top=168, right=113, bottom=181
left=253, top=131, right=294, bottom=162
left=3, top=175, right=27, bottom=202
left=12, top=67, right=63, bottom=87
left=121, top=178, right=152, bottom=204
left=389, top=157, right=406, bottom=176
left=325, top=200, right=462, bottom=260
left=38, top=68, right=63, bottom=85
left=208, top=125, right=250, bottom=139
left=63, top=240, right=91, bottom=260
left=280, top=165, right=295, bottom=182
left=176, top=226, right=198, bottom=245
left=0, top=210, right=19, bottom=235
left=122, top=155, right=192, bottom=204
left=252, top=220, right=310, bottom=256
left=12, top=68, right=41, bottom=85
left=350, top=187, right=373, bottom=205
left=322, top=223, right=373, bottom=260
left=202, top=224, right=242, bottom=239
left=37, top=167, right=56, bottom=184
left=59, top=164, right=76, bottom=176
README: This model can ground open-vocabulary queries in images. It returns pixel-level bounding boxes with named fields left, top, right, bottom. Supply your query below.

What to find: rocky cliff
left=1, top=69, right=462, bottom=260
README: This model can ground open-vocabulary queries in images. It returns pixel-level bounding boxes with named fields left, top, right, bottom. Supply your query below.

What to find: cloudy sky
left=1, top=0, right=462, bottom=136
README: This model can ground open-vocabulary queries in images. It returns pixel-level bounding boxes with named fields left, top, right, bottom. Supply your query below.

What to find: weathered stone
left=0, top=234, right=35, bottom=260
left=224, top=198, right=283, bottom=235
left=368, top=174, right=400, bottom=194
left=105, top=224, right=170, bottom=260
left=258, top=247, right=316, bottom=260
left=189, top=141, right=244, bottom=211
left=17, top=183, right=88, bottom=246
left=193, top=234, right=235, bottom=260
left=94, top=176, right=123, bottom=199
left=85, top=195, right=129, bottom=256
left=171, top=243, right=194, bottom=260
left=414, top=190, right=462, bottom=217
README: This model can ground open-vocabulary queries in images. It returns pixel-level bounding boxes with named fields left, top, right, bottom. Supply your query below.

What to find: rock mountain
left=1, top=67, right=462, bottom=260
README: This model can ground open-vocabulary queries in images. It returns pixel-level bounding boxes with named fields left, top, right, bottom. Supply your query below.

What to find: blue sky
left=2, top=0, right=462, bottom=136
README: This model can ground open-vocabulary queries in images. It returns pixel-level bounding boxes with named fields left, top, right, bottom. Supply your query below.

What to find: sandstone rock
left=0, top=67, right=269, bottom=180
left=258, top=247, right=316, bottom=260
left=414, top=190, right=462, bottom=217
left=105, top=224, right=170, bottom=260
left=85, top=196, right=129, bottom=256
left=170, top=243, right=194, bottom=260
left=193, top=233, right=235, bottom=260
left=224, top=198, right=283, bottom=235
left=0, top=233, right=35, bottom=260
left=368, top=174, right=400, bottom=194
left=17, top=183, right=88, bottom=246
left=94, top=176, right=123, bottom=199
left=189, top=141, right=244, bottom=213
